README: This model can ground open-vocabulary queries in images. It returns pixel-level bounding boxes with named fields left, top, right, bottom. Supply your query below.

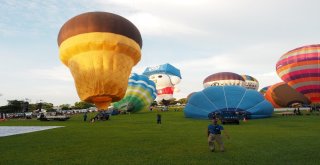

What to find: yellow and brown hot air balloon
left=57, top=12, right=142, bottom=110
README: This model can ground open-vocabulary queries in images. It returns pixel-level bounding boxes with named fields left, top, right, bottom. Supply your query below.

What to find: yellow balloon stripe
left=58, top=32, right=141, bottom=110
left=59, top=32, right=141, bottom=66
left=126, top=86, right=153, bottom=105
left=279, top=46, right=320, bottom=60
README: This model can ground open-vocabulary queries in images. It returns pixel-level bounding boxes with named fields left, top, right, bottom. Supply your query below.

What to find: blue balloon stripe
left=128, top=79, right=157, bottom=97
left=113, top=73, right=156, bottom=113
left=128, top=79, right=156, bottom=91
left=127, top=84, right=157, bottom=99
left=126, top=88, right=154, bottom=104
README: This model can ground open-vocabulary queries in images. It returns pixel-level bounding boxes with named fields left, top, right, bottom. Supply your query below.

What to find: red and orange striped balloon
left=276, top=44, right=320, bottom=103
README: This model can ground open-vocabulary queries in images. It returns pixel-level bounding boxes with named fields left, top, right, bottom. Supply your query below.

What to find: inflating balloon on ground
left=264, top=82, right=310, bottom=108
left=184, top=86, right=274, bottom=119
left=113, top=73, right=157, bottom=113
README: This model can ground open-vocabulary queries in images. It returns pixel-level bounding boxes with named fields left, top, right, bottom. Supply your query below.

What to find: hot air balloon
left=259, top=86, right=270, bottom=96
left=276, top=44, right=320, bottom=103
left=184, top=86, right=274, bottom=119
left=186, top=92, right=196, bottom=103
left=142, top=63, right=181, bottom=103
left=203, top=72, right=246, bottom=88
left=241, top=75, right=259, bottom=90
left=58, top=12, right=142, bottom=110
left=113, top=73, right=157, bottom=113
left=264, top=82, right=310, bottom=108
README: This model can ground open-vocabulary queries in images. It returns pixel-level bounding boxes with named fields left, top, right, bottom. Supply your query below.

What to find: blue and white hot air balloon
left=184, top=86, right=274, bottom=119
left=143, top=63, right=181, bottom=103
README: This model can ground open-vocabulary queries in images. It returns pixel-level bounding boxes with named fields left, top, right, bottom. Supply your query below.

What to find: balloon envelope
left=241, top=75, right=259, bottom=90
left=259, top=86, right=270, bottom=96
left=203, top=72, right=245, bottom=88
left=264, top=82, right=310, bottom=108
left=58, top=12, right=142, bottom=110
left=113, top=73, right=157, bottom=113
left=184, top=86, right=274, bottom=119
left=142, top=63, right=181, bottom=78
left=142, top=63, right=181, bottom=102
left=276, top=44, right=320, bottom=103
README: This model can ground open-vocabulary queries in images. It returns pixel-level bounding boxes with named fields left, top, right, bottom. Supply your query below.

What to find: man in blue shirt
left=207, top=119, right=229, bottom=152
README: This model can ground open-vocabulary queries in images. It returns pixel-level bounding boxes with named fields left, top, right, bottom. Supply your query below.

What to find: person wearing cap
left=207, top=119, right=230, bottom=152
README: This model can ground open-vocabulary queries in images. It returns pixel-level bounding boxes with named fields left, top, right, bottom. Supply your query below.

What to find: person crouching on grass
left=207, top=118, right=230, bottom=152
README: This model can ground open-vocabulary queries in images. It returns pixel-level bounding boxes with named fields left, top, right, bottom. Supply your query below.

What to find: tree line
left=0, top=98, right=187, bottom=113
left=0, top=100, right=95, bottom=113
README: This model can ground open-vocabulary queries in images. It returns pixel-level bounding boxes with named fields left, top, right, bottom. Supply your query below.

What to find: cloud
left=28, top=66, right=73, bottom=82
left=165, top=43, right=287, bottom=98
left=252, top=71, right=282, bottom=89
left=0, top=0, right=102, bottom=37
left=127, top=12, right=207, bottom=37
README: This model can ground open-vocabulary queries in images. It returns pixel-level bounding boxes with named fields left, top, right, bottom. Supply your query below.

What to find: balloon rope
left=246, top=100, right=265, bottom=112
left=235, top=89, right=248, bottom=111
left=222, top=86, right=228, bottom=111
left=200, top=91, right=219, bottom=110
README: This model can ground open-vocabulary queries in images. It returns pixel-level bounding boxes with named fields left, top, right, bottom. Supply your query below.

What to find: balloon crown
left=142, top=63, right=182, bottom=79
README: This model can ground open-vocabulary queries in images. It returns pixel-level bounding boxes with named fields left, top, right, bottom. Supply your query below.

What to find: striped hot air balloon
left=241, top=75, right=259, bottom=90
left=203, top=72, right=246, bottom=88
left=276, top=44, right=320, bottom=103
left=113, top=73, right=157, bottom=113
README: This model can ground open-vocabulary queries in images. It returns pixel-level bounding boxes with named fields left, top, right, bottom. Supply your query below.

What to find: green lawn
left=0, top=111, right=320, bottom=165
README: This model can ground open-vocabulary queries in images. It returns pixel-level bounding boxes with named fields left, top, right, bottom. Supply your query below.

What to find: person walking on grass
left=207, top=118, right=229, bottom=152
left=157, top=113, right=162, bottom=124
left=83, top=112, right=87, bottom=122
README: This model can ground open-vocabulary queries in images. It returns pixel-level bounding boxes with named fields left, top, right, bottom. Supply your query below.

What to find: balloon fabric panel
left=58, top=12, right=142, bottom=110
left=276, top=44, right=320, bottom=103
left=113, top=73, right=157, bottom=113
left=184, top=86, right=274, bottom=119
left=59, top=33, right=140, bottom=110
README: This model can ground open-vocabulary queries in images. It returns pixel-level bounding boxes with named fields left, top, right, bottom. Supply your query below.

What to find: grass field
left=1, top=110, right=320, bottom=165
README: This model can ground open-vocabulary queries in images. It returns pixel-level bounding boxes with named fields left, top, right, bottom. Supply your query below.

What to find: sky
left=0, top=0, right=319, bottom=106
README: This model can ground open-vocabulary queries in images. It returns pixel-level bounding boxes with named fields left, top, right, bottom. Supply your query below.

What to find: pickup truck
left=38, top=113, right=70, bottom=121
